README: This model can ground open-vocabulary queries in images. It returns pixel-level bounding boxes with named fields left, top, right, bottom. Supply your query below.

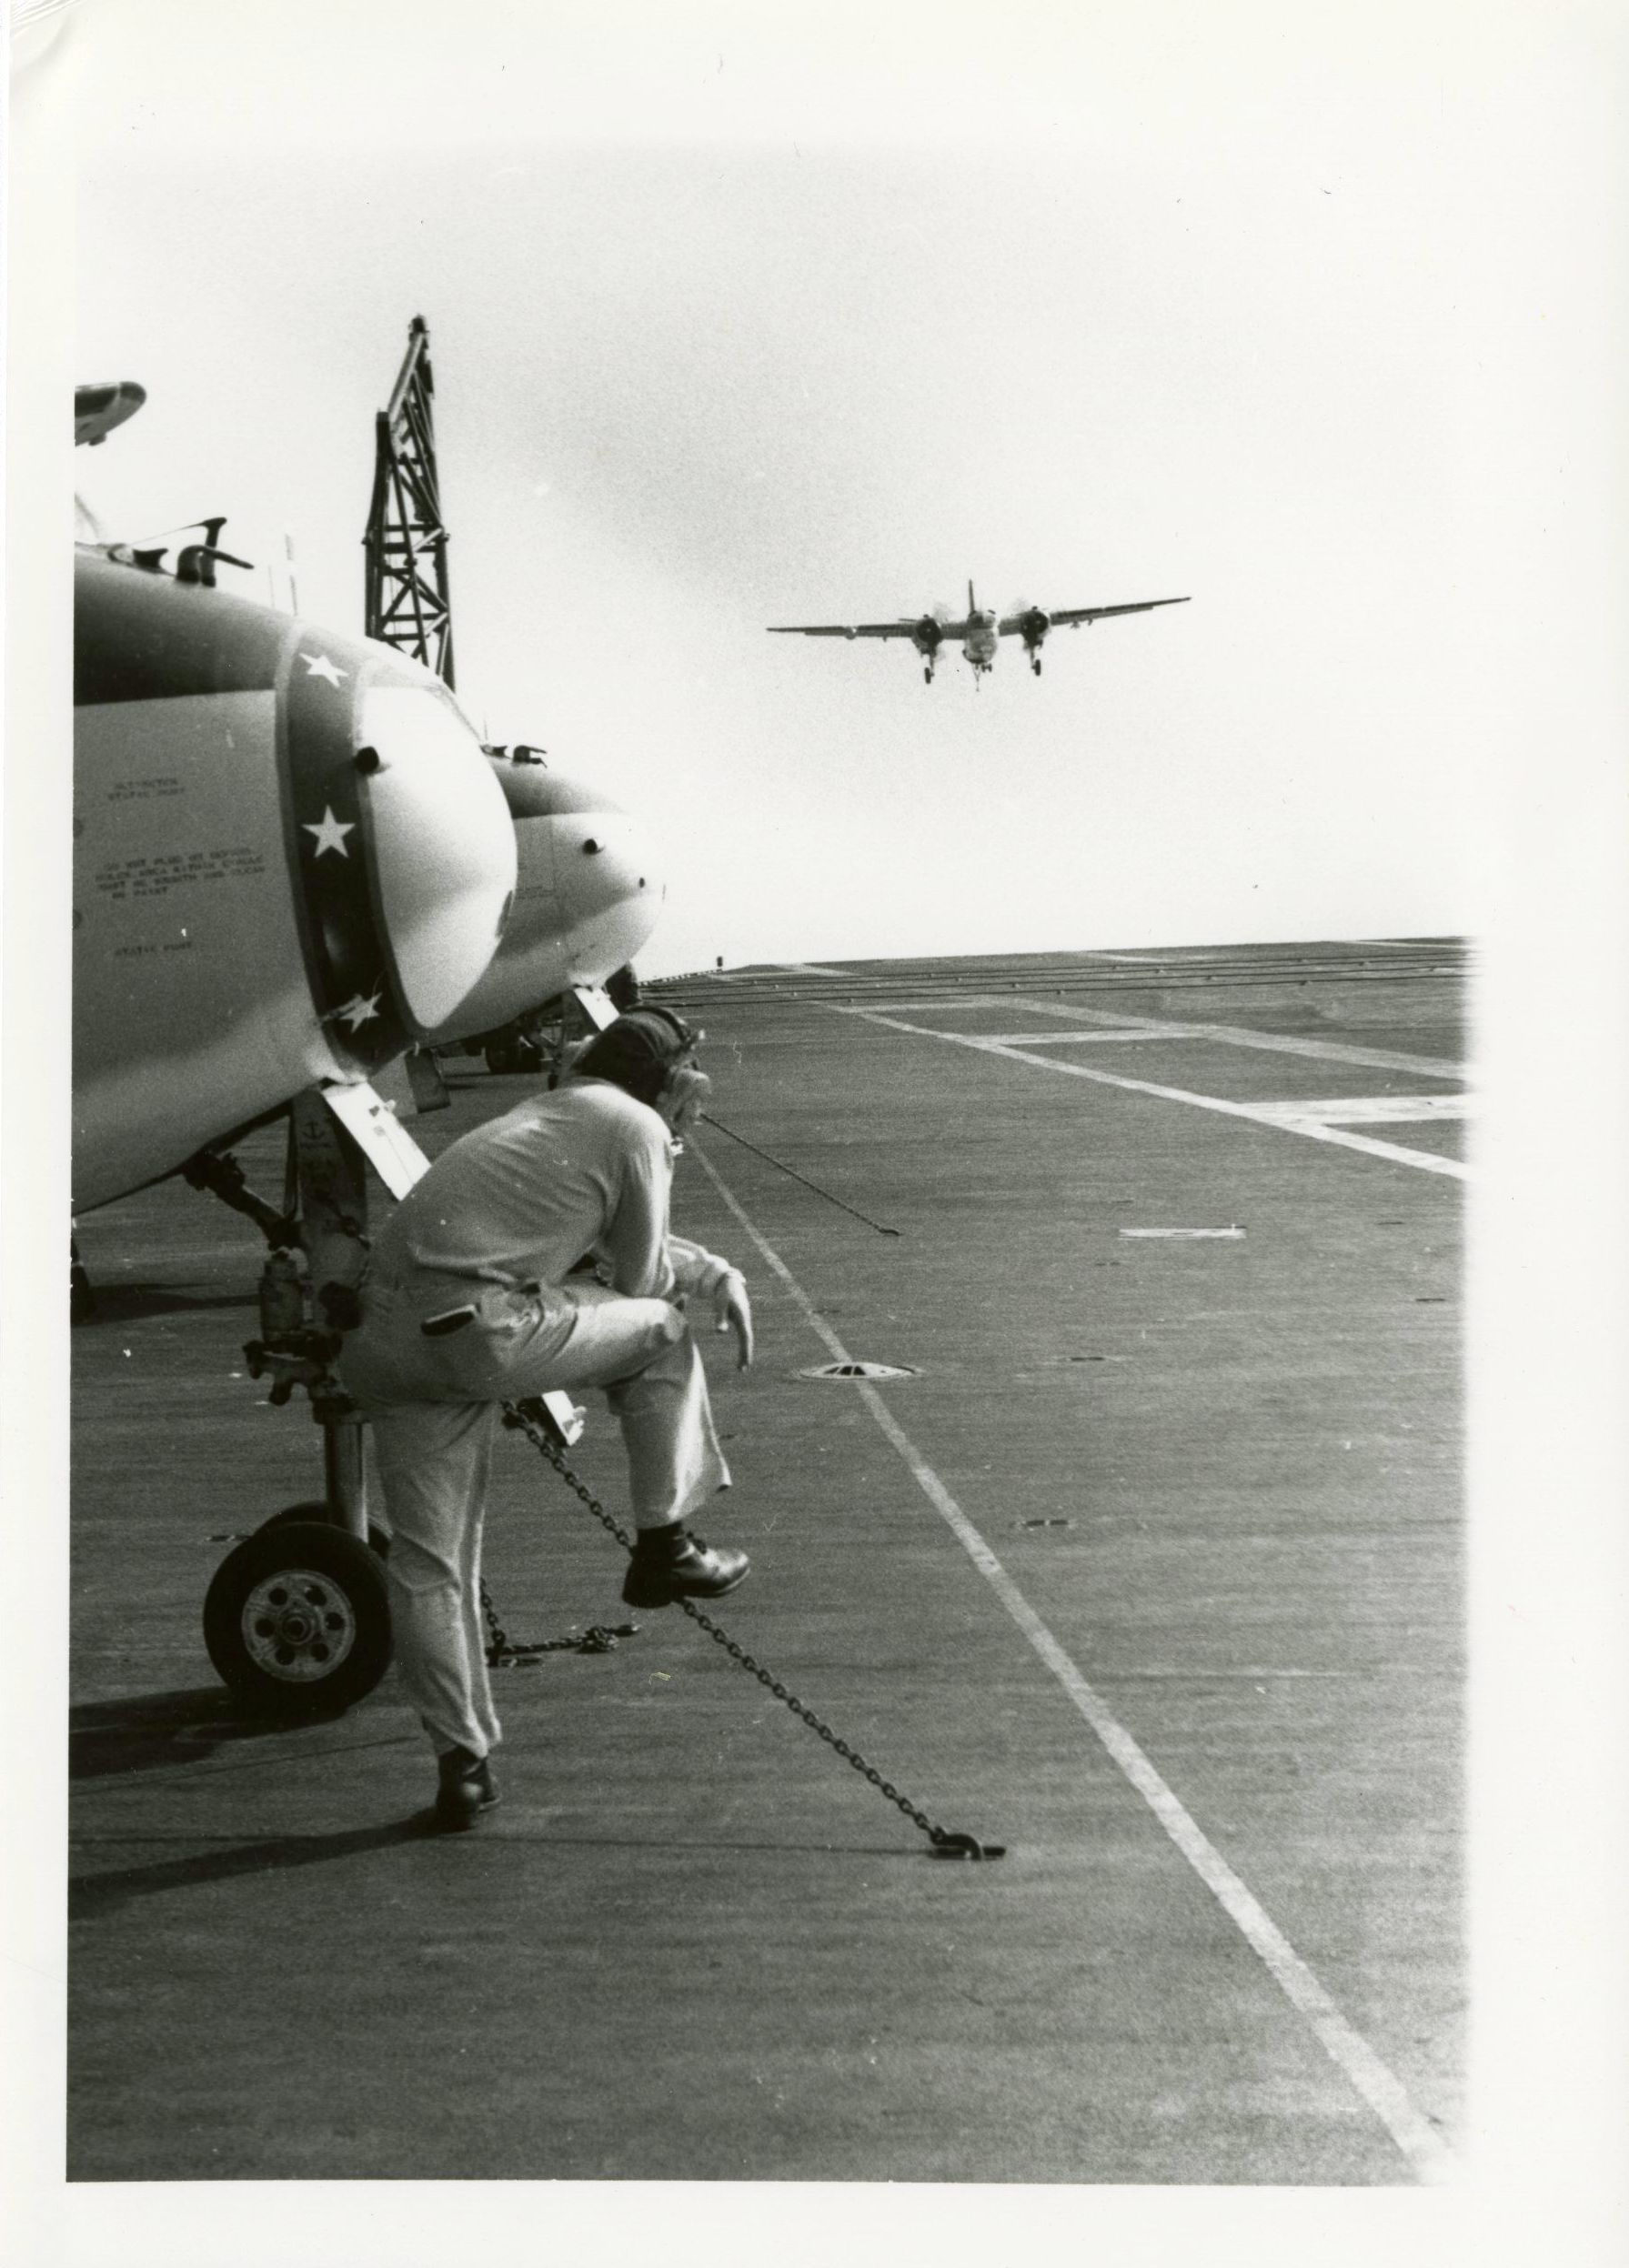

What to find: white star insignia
left=302, top=806, right=356, bottom=858
left=299, top=650, right=347, bottom=687
left=334, top=988, right=383, bottom=1032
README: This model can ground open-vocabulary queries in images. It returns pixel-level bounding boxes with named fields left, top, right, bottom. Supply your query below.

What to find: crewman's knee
left=631, top=1304, right=696, bottom=1375
left=619, top=1300, right=689, bottom=1366
left=602, top=1307, right=696, bottom=1408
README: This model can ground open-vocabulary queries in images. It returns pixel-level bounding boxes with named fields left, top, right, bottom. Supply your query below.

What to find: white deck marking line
left=1006, top=998, right=1470, bottom=1079
left=1247, top=1095, right=1473, bottom=1126
left=1121, top=1227, right=1244, bottom=1239
left=860, top=996, right=1078, bottom=1013
left=845, top=999, right=1467, bottom=1081
left=962, top=1029, right=1200, bottom=1047
left=689, top=1138, right=1455, bottom=2184
left=835, top=1012, right=1470, bottom=1180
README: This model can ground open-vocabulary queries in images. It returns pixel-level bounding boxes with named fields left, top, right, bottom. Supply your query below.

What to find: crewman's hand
left=712, top=1269, right=754, bottom=1370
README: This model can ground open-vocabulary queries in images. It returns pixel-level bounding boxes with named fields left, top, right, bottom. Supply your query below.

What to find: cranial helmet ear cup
left=639, top=1005, right=698, bottom=1051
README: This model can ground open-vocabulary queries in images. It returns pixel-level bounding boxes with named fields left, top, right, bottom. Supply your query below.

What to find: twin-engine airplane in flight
left=74, top=387, right=663, bottom=1212
left=769, top=580, right=1189, bottom=683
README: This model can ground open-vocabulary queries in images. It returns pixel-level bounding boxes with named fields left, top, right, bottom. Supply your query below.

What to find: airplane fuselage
left=961, top=609, right=1000, bottom=673
left=74, top=550, right=662, bottom=1209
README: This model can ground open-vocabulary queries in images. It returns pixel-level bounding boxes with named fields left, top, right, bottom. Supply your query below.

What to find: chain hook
left=929, top=1831, right=1007, bottom=1862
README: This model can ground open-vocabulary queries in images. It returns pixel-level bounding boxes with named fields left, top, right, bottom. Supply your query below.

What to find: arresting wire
left=699, top=1115, right=900, bottom=1238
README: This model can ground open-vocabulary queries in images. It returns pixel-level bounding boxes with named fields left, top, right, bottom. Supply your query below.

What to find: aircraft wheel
left=258, top=1501, right=392, bottom=1558
left=485, top=1031, right=542, bottom=1076
left=204, top=1520, right=392, bottom=1718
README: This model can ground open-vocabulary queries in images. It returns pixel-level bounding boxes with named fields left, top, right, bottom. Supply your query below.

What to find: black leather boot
left=622, top=1523, right=749, bottom=1608
left=433, top=1744, right=501, bottom=1831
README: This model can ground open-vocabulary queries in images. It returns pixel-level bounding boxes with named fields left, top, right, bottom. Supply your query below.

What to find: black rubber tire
left=204, top=1520, right=392, bottom=1719
left=485, top=1032, right=541, bottom=1076
left=258, top=1501, right=392, bottom=1558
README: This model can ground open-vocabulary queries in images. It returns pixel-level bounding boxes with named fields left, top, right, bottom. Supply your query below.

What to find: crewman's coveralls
left=338, top=1075, right=741, bottom=1761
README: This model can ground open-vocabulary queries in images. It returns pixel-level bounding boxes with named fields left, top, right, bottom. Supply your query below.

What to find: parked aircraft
left=769, top=580, right=1189, bottom=682
left=73, top=393, right=662, bottom=1212
left=73, top=372, right=667, bottom=1720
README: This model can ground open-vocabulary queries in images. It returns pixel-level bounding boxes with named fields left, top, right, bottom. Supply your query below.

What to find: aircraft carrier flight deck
left=69, top=938, right=1466, bottom=2185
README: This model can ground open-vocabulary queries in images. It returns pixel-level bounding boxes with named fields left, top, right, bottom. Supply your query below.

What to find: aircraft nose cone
left=418, top=766, right=664, bottom=1045
left=357, top=685, right=517, bottom=1031
left=497, top=764, right=665, bottom=972
left=554, top=806, right=664, bottom=980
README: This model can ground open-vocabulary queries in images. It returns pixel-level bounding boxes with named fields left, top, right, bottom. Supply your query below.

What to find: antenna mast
left=363, top=315, right=455, bottom=685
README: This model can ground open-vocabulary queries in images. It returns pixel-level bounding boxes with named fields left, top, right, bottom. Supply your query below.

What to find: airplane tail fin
left=968, top=578, right=976, bottom=617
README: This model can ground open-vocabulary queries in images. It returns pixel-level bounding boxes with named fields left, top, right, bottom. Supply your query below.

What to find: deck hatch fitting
left=797, top=1360, right=919, bottom=1382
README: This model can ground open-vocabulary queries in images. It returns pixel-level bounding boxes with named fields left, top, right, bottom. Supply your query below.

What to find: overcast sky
left=64, top=0, right=1621, bottom=982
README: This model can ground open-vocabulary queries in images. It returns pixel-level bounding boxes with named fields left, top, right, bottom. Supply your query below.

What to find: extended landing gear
left=196, top=1091, right=398, bottom=1719
left=205, top=1303, right=395, bottom=1717
left=1030, top=651, right=1043, bottom=677
left=257, top=1499, right=393, bottom=1561
left=483, top=1029, right=543, bottom=1076
left=204, top=1514, right=391, bottom=1719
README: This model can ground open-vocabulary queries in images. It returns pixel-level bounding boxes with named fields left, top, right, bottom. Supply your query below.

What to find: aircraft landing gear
left=199, top=1091, right=397, bottom=1719
left=484, top=1030, right=542, bottom=1076
left=204, top=1513, right=390, bottom=1719
left=1031, top=653, right=1043, bottom=677
left=256, top=1498, right=392, bottom=1560
left=204, top=1361, right=397, bottom=1718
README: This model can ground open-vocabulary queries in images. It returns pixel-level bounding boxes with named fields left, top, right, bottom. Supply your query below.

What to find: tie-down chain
left=495, top=1398, right=1004, bottom=1862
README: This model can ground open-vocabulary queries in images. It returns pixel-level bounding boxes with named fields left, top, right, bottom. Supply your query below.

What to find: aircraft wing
left=1005, top=596, right=1191, bottom=633
left=767, top=620, right=945, bottom=640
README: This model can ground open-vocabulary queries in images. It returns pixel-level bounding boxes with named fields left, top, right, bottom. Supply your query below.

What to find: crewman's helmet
left=574, top=1008, right=701, bottom=1109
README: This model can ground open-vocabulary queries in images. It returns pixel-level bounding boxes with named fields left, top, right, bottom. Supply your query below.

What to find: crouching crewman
left=338, top=1009, right=753, bottom=1830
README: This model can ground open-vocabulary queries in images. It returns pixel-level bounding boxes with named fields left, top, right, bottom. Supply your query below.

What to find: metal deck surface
left=69, top=941, right=1467, bottom=2189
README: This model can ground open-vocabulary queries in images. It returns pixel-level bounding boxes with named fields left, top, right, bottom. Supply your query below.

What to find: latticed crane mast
left=363, top=316, right=455, bottom=685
